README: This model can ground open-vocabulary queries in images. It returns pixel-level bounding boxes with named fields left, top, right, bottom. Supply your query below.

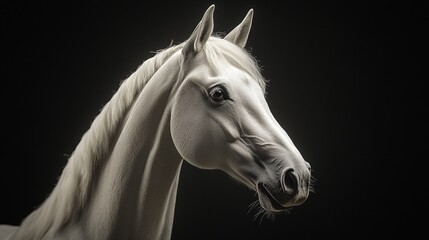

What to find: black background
left=1, top=0, right=427, bottom=239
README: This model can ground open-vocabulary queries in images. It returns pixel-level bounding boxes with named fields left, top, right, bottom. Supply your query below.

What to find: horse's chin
left=257, top=183, right=293, bottom=213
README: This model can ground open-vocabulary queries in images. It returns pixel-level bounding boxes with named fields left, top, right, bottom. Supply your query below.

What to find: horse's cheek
left=170, top=102, right=223, bottom=169
left=170, top=101, right=200, bottom=164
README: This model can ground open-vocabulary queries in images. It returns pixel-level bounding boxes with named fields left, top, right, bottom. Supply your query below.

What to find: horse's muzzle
left=257, top=163, right=311, bottom=212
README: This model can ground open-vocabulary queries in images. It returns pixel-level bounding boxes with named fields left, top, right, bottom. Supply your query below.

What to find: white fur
left=1, top=5, right=311, bottom=240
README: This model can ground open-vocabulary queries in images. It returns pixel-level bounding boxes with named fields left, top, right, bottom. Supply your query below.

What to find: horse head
left=170, top=5, right=312, bottom=213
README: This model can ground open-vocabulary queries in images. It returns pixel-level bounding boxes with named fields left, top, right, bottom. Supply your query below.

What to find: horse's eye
left=209, top=87, right=228, bottom=102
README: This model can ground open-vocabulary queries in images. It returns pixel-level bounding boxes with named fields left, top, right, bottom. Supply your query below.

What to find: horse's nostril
left=282, top=168, right=298, bottom=195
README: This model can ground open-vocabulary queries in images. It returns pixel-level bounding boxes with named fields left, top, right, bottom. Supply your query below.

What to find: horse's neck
left=82, top=55, right=183, bottom=240
left=12, top=52, right=184, bottom=240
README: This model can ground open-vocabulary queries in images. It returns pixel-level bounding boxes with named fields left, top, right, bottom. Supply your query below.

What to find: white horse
left=0, top=5, right=312, bottom=240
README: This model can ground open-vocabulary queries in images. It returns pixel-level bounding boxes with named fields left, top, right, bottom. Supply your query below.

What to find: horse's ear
left=224, top=9, right=253, bottom=48
left=182, top=5, right=215, bottom=58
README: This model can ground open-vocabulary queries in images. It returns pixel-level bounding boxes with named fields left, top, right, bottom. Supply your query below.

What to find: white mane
left=15, top=43, right=183, bottom=239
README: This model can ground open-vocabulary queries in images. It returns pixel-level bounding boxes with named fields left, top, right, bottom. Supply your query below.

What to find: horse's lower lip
left=257, top=183, right=289, bottom=212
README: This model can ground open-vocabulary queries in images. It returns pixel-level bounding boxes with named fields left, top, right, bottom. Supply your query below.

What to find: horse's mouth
left=257, top=183, right=290, bottom=212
